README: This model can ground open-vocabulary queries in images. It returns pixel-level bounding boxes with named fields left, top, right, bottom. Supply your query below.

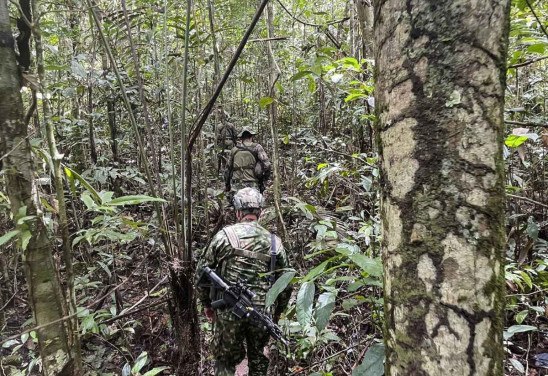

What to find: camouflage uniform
left=217, top=123, right=237, bottom=172
left=197, top=220, right=291, bottom=376
left=224, top=128, right=271, bottom=194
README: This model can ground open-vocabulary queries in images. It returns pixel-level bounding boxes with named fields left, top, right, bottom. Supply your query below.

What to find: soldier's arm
left=224, top=148, right=236, bottom=190
left=255, top=144, right=271, bottom=169
left=196, top=233, right=230, bottom=307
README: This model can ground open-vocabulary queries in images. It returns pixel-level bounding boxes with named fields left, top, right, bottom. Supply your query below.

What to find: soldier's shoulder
left=212, top=229, right=230, bottom=243
left=228, top=222, right=267, bottom=235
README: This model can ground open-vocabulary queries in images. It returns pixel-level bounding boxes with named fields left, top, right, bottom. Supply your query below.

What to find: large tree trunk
left=374, top=1, right=510, bottom=375
left=0, top=1, right=74, bottom=374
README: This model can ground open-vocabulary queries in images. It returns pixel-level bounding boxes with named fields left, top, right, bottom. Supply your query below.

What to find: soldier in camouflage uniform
left=224, top=127, right=271, bottom=194
left=197, top=188, right=291, bottom=376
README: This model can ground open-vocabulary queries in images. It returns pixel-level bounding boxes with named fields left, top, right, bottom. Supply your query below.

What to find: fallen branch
left=505, top=119, right=548, bottom=128
left=507, top=193, right=548, bottom=209
left=99, top=297, right=170, bottom=325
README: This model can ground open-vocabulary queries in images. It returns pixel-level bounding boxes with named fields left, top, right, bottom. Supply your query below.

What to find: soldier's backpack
left=233, top=144, right=266, bottom=180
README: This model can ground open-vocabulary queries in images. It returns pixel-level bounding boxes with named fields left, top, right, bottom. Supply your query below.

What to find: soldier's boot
left=214, top=361, right=236, bottom=376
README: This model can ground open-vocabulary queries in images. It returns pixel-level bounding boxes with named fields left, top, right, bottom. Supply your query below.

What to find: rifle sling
left=223, top=227, right=271, bottom=263
left=233, top=248, right=271, bottom=262
left=270, top=233, right=276, bottom=286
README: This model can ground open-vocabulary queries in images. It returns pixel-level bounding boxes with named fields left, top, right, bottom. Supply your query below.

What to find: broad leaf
left=259, top=97, right=273, bottom=109
left=515, top=310, right=528, bottom=324
left=345, top=92, right=367, bottom=102
left=265, top=270, right=296, bottom=309
left=503, top=324, right=537, bottom=340
left=290, top=70, right=313, bottom=81
left=132, top=351, right=148, bottom=374
left=314, top=291, right=337, bottom=331
left=64, top=166, right=101, bottom=203
left=352, top=343, right=385, bottom=376
left=303, top=259, right=331, bottom=282
left=0, top=230, right=19, bottom=247
left=142, top=367, right=170, bottom=376
left=296, top=281, right=315, bottom=327
left=509, top=358, right=525, bottom=374
left=348, top=254, right=383, bottom=277
left=505, top=135, right=528, bottom=148
left=107, top=195, right=166, bottom=206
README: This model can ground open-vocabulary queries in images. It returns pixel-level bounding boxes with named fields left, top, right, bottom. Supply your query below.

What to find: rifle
left=199, top=266, right=288, bottom=345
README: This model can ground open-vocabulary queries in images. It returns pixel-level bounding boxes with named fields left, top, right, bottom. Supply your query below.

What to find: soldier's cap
left=238, top=126, right=257, bottom=137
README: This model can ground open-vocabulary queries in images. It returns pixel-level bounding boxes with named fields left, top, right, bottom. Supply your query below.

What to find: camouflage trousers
left=212, top=311, right=270, bottom=376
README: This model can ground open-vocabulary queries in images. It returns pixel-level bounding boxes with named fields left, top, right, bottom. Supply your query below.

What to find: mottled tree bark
left=374, top=1, right=510, bottom=375
left=0, top=1, right=74, bottom=374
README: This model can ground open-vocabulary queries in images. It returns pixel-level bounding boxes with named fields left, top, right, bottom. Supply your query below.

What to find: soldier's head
left=238, top=127, right=256, bottom=141
left=233, top=187, right=264, bottom=221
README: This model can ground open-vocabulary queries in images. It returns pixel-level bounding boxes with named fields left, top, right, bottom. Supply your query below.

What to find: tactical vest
left=232, top=144, right=259, bottom=182
left=217, top=223, right=282, bottom=308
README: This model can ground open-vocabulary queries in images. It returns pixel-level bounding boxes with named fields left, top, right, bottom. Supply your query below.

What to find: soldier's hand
left=204, top=307, right=215, bottom=322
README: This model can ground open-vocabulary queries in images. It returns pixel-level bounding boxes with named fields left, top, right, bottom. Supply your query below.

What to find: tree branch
left=508, top=55, right=548, bottom=69
left=507, top=193, right=548, bottom=209
left=505, top=119, right=548, bottom=128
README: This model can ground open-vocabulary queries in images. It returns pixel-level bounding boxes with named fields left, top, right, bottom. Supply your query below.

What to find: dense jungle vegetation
left=0, top=0, right=547, bottom=374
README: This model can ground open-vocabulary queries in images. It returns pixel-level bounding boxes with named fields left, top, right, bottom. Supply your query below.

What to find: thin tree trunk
left=265, top=2, right=288, bottom=240
left=0, top=1, right=75, bottom=374
left=374, top=0, right=510, bottom=374
left=32, top=0, right=82, bottom=371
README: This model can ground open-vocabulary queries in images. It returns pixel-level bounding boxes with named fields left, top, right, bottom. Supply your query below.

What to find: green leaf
left=505, top=134, right=528, bottom=148
left=21, top=230, right=32, bottom=251
left=317, top=162, right=329, bottom=170
left=0, top=230, right=19, bottom=247
left=314, top=291, right=337, bottom=331
left=303, top=259, right=331, bottom=282
left=527, top=43, right=545, bottom=54
left=526, top=217, right=539, bottom=240
left=290, top=70, right=313, bottom=81
left=342, top=298, right=361, bottom=310
left=336, top=57, right=361, bottom=70
left=107, top=195, right=166, bottom=206
left=132, top=351, right=148, bottom=374
left=503, top=324, right=537, bottom=340
left=307, top=76, right=317, bottom=93
left=81, top=192, right=96, bottom=211
left=345, top=92, right=367, bottom=102
left=142, top=367, right=169, bottom=376
left=71, top=60, right=87, bottom=78
left=296, top=281, right=315, bottom=327
left=519, top=271, right=533, bottom=289
left=64, top=166, right=101, bottom=203
left=259, top=97, right=274, bottom=109
left=352, top=343, right=385, bottom=376
left=515, top=310, right=528, bottom=324
left=348, top=254, right=383, bottom=277
left=265, top=270, right=296, bottom=309
left=509, top=359, right=525, bottom=374
left=2, top=339, right=20, bottom=348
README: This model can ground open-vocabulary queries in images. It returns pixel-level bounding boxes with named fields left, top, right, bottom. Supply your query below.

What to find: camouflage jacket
left=216, top=123, right=237, bottom=150
left=197, top=220, right=291, bottom=313
left=224, top=141, right=271, bottom=185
